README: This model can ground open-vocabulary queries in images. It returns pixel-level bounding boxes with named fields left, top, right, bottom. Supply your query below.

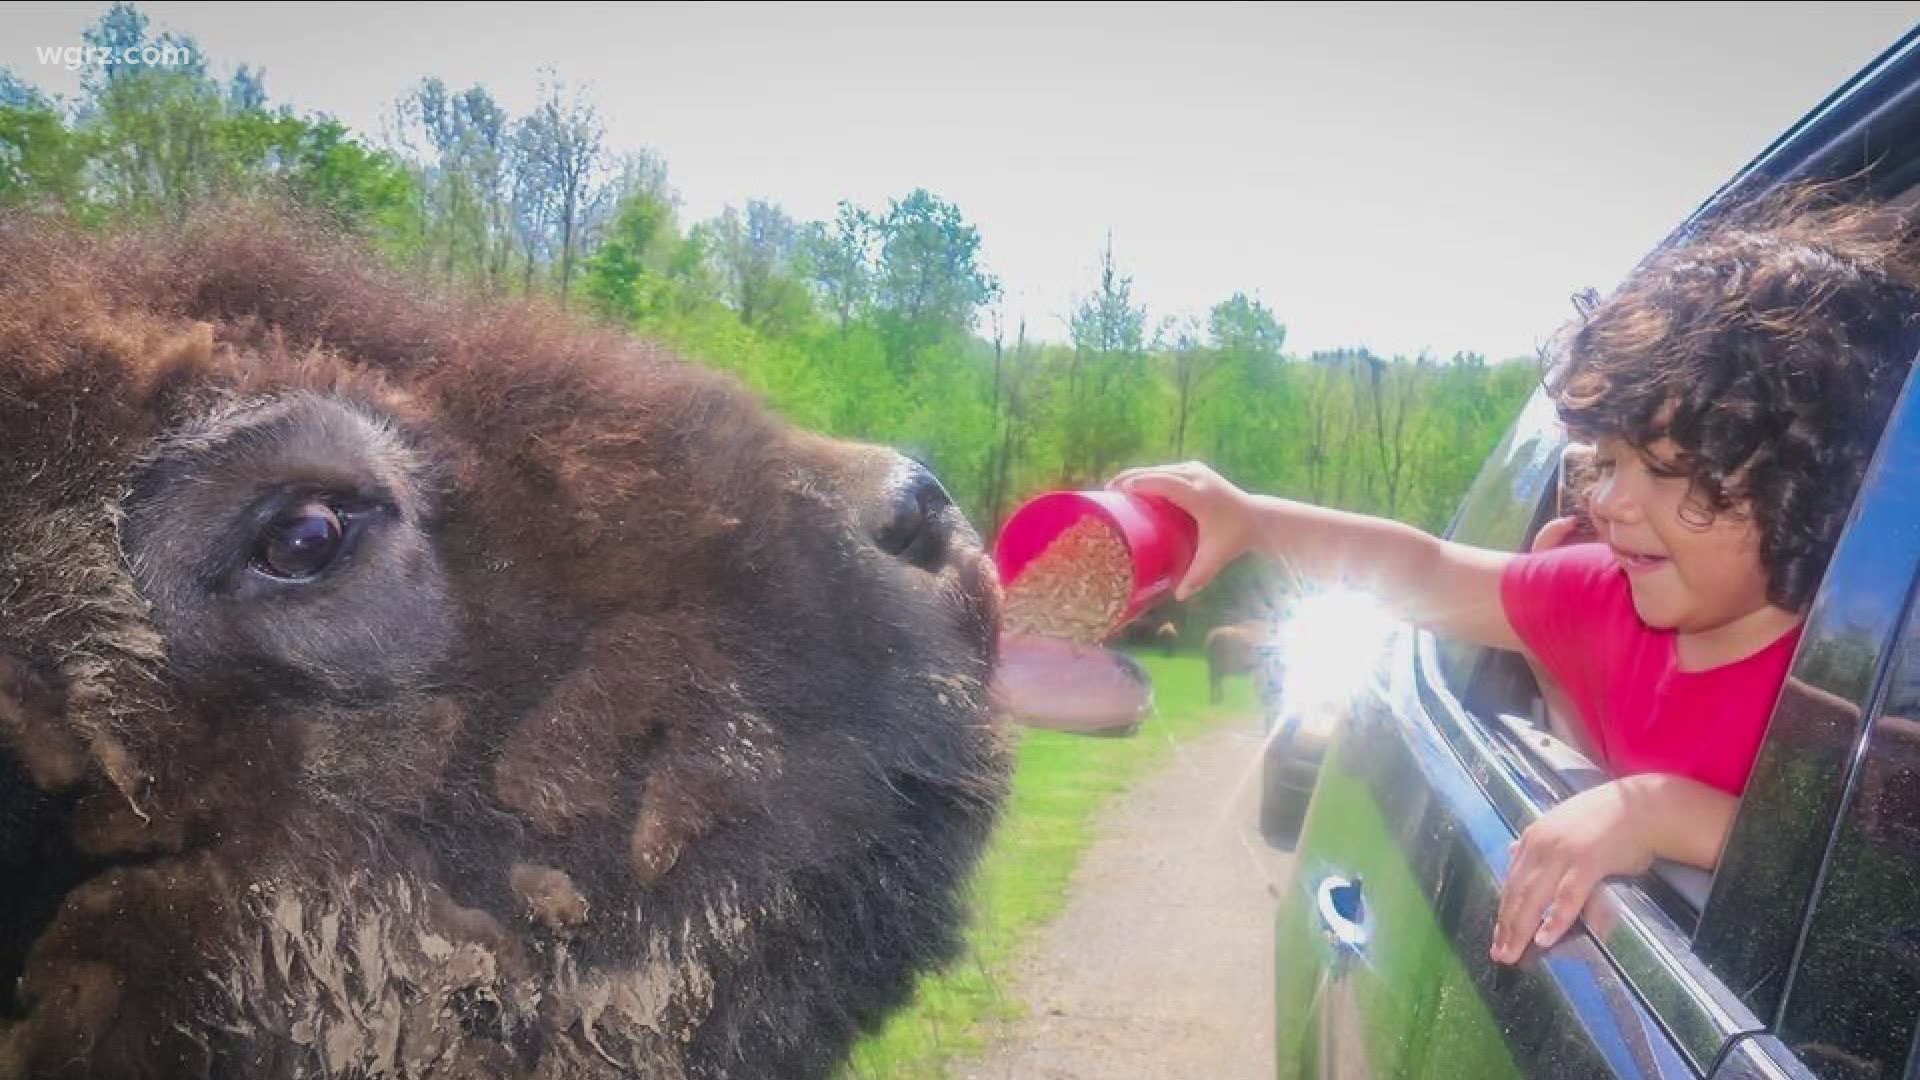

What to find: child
left=1110, top=189, right=1920, bottom=966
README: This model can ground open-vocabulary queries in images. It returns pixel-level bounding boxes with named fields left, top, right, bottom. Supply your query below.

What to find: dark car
left=1266, top=27, right=1920, bottom=1079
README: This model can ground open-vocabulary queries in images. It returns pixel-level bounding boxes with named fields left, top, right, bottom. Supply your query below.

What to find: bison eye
left=254, top=503, right=345, bottom=580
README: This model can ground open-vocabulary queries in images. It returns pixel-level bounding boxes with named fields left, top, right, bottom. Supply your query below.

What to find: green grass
left=838, top=652, right=1259, bottom=1079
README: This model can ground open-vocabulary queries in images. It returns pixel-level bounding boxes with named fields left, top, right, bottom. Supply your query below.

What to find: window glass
left=1437, top=388, right=1562, bottom=696
left=1697, top=351, right=1920, bottom=1019
left=1774, top=583, right=1920, bottom=1077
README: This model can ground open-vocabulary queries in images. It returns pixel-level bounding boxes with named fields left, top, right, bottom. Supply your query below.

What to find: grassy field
left=838, top=651, right=1260, bottom=1079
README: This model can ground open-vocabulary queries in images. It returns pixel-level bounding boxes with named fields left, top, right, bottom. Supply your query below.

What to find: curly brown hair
left=1549, top=184, right=1920, bottom=611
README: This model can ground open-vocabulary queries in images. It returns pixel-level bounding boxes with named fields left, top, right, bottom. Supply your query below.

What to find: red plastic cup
left=993, top=491, right=1200, bottom=641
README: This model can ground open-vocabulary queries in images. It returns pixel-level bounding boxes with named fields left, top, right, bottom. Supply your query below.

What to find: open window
left=1431, top=381, right=1733, bottom=927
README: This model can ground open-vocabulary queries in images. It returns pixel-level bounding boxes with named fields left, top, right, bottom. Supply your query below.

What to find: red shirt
left=1499, top=543, right=1802, bottom=796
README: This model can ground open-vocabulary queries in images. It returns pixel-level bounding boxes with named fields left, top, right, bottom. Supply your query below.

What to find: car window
left=1429, top=387, right=1714, bottom=928
left=1770, top=586, right=1920, bottom=1078
left=1696, top=339, right=1920, bottom=1031
left=1437, top=387, right=1561, bottom=695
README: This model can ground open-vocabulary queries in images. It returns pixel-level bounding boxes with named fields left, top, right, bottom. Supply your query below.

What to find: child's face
left=1586, top=436, right=1776, bottom=636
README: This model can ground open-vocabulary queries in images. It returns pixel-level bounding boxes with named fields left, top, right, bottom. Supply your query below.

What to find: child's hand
left=1108, top=462, right=1260, bottom=601
left=1490, top=780, right=1656, bottom=965
left=1530, top=515, right=1586, bottom=554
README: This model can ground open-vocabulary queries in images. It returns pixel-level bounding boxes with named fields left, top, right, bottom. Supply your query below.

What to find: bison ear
left=0, top=656, right=87, bottom=791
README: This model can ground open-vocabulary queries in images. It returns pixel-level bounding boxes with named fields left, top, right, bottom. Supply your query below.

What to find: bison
left=1204, top=620, right=1273, bottom=705
left=0, top=208, right=1012, bottom=1079
left=1153, top=621, right=1178, bottom=656
left=1116, top=617, right=1180, bottom=656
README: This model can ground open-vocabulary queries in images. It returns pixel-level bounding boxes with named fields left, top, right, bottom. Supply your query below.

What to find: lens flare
left=1266, top=588, right=1398, bottom=727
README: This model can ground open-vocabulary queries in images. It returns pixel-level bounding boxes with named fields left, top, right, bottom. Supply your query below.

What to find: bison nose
left=873, top=458, right=956, bottom=570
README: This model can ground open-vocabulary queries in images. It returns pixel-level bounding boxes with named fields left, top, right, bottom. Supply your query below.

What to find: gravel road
left=965, top=715, right=1293, bottom=1080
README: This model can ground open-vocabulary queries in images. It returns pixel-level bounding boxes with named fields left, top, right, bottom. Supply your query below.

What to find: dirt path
left=965, top=714, right=1293, bottom=1080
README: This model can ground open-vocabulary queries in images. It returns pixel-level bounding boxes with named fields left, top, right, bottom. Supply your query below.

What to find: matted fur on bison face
left=0, top=208, right=1009, bottom=1079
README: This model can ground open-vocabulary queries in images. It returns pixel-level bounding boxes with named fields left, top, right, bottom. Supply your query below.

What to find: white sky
left=6, top=2, right=1918, bottom=359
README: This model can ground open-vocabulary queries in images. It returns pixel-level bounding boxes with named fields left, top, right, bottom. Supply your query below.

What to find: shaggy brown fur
left=0, top=206, right=1010, bottom=1079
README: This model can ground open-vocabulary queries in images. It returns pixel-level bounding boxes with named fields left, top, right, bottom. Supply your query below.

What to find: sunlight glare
left=1269, top=588, right=1398, bottom=724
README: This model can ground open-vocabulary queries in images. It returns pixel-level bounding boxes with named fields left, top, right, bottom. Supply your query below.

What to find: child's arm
left=1111, top=463, right=1526, bottom=653
left=1489, top=774, right=1737, bottom=964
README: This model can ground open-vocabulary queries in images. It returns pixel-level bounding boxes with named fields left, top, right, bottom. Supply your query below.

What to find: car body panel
left=1274, top=627, right=1699, bottom=1079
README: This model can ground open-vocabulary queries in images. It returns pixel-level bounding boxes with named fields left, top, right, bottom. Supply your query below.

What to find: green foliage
left=280, top=118, right=422, bottom=241
left=697, top=200, right=815, bottom=338
left=581, top=190, right=677, bottom=323
left=1056, top=237, right=1153, bottom=484
left=0, top=7, right=416, bottom=234
left=0, top=103, right=88, bottom=209
left=871, top=188, right=1000, bottom=370
left=0, top=69, right=51, bottom=111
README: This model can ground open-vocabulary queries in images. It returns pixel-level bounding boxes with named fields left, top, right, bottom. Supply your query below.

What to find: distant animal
left=1154, top=621, right=1179, bottom=656
left=1118, top=615, right=1181, bottom=656
left=1206, top=620, right=1274, bottom=704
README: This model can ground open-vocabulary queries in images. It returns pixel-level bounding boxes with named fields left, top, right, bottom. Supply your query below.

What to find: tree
left=983, top=305, right=1043, bottom=535
left=0, top=75, right=84, bottom=209
left=1162, top=316, right=1220, bottom=460
left=702, top=200, right=813, bottom=336
left=581, top=190, right=676, bottom=323
left=228, top=65, right=267, bottom=112
left=1297, top=357, right=1347, bottom=503
left=81, top=2, right=151, bottom=95
left=96, top=74, right=215, bottom=214
left=394, top=79, right=521, bottom=288
left=870, top=189, right=998, bottom=369
left=0, top=21, right=1549, bottom=577
left=516, top=74, right=604, bottom=305
left=0, top=68, right=48, bottom=110
left=1061, top=234, right=1151, bottom=483
left=1195, top=292, right=1294, bottom=491
left=80, top=2, right=208, bottom=98
left=803, top=202, right=875, bottom=334
left=581, top=149, right=674, bottom=251
left=266, top=117, right=419, bottom=237
left=1209, top=293, right=1286, bottom=362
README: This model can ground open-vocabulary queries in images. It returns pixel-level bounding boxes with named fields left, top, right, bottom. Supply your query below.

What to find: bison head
left=0, top=208, right=1009, bottom=1079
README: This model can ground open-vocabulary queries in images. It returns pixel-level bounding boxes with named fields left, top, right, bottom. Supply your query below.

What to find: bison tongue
left=989, top=633, right=1152, bottom=735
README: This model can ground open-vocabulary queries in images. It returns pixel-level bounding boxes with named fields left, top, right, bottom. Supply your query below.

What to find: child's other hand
left=1530, top=515, right=1586, bottom=554
left=1107, top=462, right=1258, bottom=601
left=1490, top=780, right=1655, bottom=965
